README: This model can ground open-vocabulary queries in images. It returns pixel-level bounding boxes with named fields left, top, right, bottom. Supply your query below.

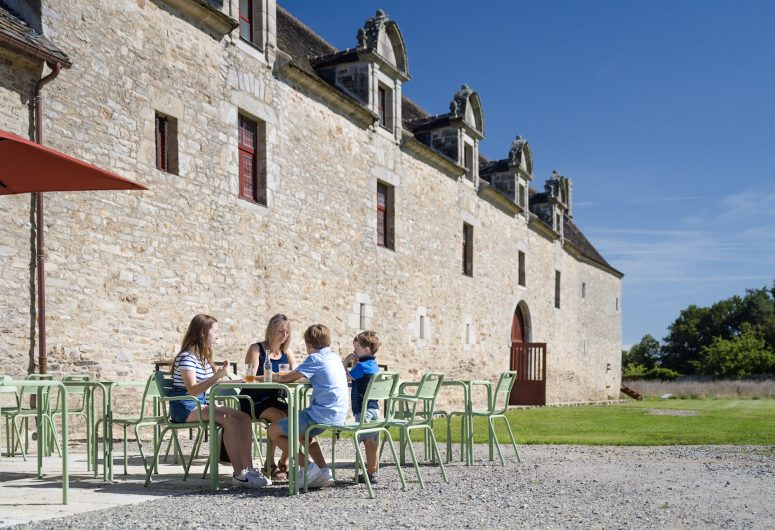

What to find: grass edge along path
left=428, top=398, right=775, bottom=446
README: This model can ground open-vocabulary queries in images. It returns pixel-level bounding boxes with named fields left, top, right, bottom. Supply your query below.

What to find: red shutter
left=239, top=0, right=253, bottom=41
left=238, top=115, right=257, bottom=201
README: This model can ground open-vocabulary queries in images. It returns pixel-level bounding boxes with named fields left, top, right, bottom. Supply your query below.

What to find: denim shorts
left=355, top=408, right=381, bottom=442
left=277, top=409, right=326, bottom=439
left=169, top=386, right=206, bottom=423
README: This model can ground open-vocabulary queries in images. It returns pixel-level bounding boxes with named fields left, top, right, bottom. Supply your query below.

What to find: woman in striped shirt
left=170, top=314, right=268, bottom=488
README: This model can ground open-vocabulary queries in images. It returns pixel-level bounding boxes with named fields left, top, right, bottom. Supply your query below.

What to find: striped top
left=172, top=351, right=213, bottom=401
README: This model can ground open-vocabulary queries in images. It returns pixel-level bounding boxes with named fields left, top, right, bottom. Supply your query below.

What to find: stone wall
left=0, top=1, right=622, bottom=413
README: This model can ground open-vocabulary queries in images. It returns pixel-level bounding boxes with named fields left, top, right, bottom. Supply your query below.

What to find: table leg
left=208, top=404, right=219, bottom=491
left=61, top=388, right=69, bottom=505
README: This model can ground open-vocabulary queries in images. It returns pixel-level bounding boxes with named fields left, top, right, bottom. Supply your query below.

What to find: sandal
left=271, top=464, right=288, bottom=481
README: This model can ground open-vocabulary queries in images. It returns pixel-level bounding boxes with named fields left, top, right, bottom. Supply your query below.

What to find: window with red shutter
left=238, top=114, right=267, bottom=205
left=155, top=112, right=178, bottom=174
left=239, top=0, right=253, bottom=42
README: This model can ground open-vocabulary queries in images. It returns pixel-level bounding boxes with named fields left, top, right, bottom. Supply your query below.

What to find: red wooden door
left=511, top=308, right=525, bottom=342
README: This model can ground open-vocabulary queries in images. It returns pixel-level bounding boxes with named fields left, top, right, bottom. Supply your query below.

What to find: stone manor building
left=0, top=1, right=623, bottom=405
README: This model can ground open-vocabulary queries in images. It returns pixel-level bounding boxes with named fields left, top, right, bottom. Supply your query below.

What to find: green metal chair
left=144, top=371, right=210, bottom=486
left=52, top=375, right=95, bottom=470
left=0, top=375, right=20, bottom=456
left=388, top=371, right=448, bottom=488
left=3, top=374, right=60, bottom=460
left=471, top=371, right=521, bottom=465
left=303, top=371, right=406, bottom=498
left=109, top=374, right=166, bottom=476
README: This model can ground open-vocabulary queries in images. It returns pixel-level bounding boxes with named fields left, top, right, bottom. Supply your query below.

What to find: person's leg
left=191, top=406, right=253, bottom=475
left=259, top=407, right=287, bottom=469
left=363, top=438, right=378, bottom=476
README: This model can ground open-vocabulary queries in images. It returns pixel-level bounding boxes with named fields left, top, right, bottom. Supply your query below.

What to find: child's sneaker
left=309, top=466, right=334, bottom=489
left=299, top=462, right=324, bottom=488
left=231, top=468, right=269, bottom=489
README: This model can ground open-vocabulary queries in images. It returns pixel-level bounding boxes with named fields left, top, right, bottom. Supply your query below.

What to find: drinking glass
left=278, top=363, right=291, bottom=374
left=245, top=363, right=257, bottom=383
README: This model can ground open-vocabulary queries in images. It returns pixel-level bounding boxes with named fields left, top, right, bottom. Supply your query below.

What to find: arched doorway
left=509, top=302, right=546, bottom=405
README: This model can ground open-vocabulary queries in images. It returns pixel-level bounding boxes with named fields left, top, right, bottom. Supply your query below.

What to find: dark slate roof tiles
left=0, top=5, right=70, bottom=65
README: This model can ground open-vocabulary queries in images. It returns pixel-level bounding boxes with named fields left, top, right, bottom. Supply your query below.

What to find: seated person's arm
left=181, top=363, right=228, bottom=396
left=273, top=370, right=305, bottom=383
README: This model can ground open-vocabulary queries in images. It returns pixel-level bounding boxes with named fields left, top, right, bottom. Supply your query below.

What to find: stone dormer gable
left=479, top=135, right=533, bottom=213
left=405, top=84, right=485, bottom=184
left=308, top=10, right=408, bottom=138
left=450, top=84, right=484, bottom=138
left=530, top=170, right=573, bottom=236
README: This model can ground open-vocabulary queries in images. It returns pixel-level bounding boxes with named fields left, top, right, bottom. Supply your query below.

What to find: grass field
left=426, top=398, right=775, bottom=446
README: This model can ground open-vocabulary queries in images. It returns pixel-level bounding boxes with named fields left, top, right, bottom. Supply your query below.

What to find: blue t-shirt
left=348, top=356, right=380, bottom=414
left=295, top=347, right=348, bottom=425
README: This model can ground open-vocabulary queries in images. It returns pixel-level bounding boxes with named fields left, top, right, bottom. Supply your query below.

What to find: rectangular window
left=376, top=181, right=395, bottom=249
left=555, top=270, right=561, bottom=309
left=465, top=323, right=471, bottom=345
left=239, top=0, right=253, bottom=42
left=464, top=143, right=474, bottom=181
left=155, top=112, right=178, bottom=174
left=518, top=183, right=526, bottom=209
left=377, top=83, right=393, bottom=131
left=462, top=223, right=474, bottom=277
left=359, top=303, right=366, bottom=329
left=582, top=282, right=586, bottom=299
left=238, top=114, right=267, bottom=205
left=419, top=315, right=426, bottom=340
left=518, top=251, right=526, bottom=286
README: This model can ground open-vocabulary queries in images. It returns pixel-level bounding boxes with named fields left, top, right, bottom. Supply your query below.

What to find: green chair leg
left=489, top=417, right=504, bottom=465
left=426, top=427, right=448, bottom=483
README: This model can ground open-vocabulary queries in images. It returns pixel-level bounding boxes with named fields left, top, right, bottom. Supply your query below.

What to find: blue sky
left=279, top=1, right=775, bottom=347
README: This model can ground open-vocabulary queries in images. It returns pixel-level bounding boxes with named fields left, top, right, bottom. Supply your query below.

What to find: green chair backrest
left=152, top=370, right=174, bottom=398
left=415, top=372, right=444, bottom=400
left=53, top=375, right=92, bottom=412
left=492, top=371, right=517, bottom=415
left=0, top=375, right=18, bottom=394
left=19, top=374, right=55, bottom=410
left=359, top=371, right=399, bottom=420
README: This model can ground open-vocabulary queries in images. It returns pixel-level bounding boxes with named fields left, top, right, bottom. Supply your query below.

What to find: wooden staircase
left=620, top=384, right=642, bottom=400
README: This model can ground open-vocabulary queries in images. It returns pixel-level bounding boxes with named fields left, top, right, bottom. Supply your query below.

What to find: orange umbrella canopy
left=0, top=128, right=146, bottom=194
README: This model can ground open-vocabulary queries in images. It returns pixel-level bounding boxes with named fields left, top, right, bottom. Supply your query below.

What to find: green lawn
left=430, top=398, right=775, bottom=446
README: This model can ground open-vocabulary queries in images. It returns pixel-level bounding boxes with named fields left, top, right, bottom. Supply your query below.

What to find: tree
left=661, top=304, right=710, bottom=374
left=697, top=328, right=775, bottom=378
left=627, top=334, right=661, bottom=370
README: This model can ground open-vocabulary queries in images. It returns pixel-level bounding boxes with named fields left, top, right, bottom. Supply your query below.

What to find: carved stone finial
left=509, top=135, right=526, bottom=166
left=449, top=100, right=458, bottom=117
left=357, top=28, right=366, bottom=47
left=376, top=9, right=386, bottom=17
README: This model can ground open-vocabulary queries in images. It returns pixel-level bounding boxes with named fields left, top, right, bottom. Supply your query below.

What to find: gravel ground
left=13, top=443, right=775, bottom=529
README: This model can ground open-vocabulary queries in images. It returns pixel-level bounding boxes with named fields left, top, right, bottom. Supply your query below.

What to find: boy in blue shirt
left=269, top=324, right=348, bottom=488
left=343, top=330, right=382, bottom=484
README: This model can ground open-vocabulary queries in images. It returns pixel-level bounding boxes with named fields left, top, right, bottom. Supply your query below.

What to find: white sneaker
left=247, top=468, right=271, bottom=487
left=309, top=466, right=334, bottom=489
left=300, top=462, right=323, bottom=488
left=231, top=469, right=251, bottom=487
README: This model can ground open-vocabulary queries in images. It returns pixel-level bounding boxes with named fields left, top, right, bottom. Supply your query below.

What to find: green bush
left=643, top=367, right=680, bottom=380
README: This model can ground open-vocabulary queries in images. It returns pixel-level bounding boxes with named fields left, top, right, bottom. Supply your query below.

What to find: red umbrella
left=1, top=127, right=146, bottom=374
left=0, top=129, right=146, bottom=194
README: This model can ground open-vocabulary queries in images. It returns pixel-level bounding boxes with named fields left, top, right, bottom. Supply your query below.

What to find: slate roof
left=0, top=5, right=70, bottom=66
left=275, top=3, right=617, bottom=276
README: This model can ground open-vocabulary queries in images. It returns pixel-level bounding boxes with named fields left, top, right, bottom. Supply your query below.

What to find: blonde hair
left=264, top=313, right=291, bottom=352
left=303, top=324, right=331, bottom=350
left=175, top=314, right=217, bottom=370
left=354, top=330, right=380, bottom=354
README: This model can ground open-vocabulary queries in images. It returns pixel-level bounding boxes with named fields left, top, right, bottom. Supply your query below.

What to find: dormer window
left=239, top=0, right=252, bottom=41
left=378, top=83, right=394, bottom=130
left=464, top=143, right=474, bottom=182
